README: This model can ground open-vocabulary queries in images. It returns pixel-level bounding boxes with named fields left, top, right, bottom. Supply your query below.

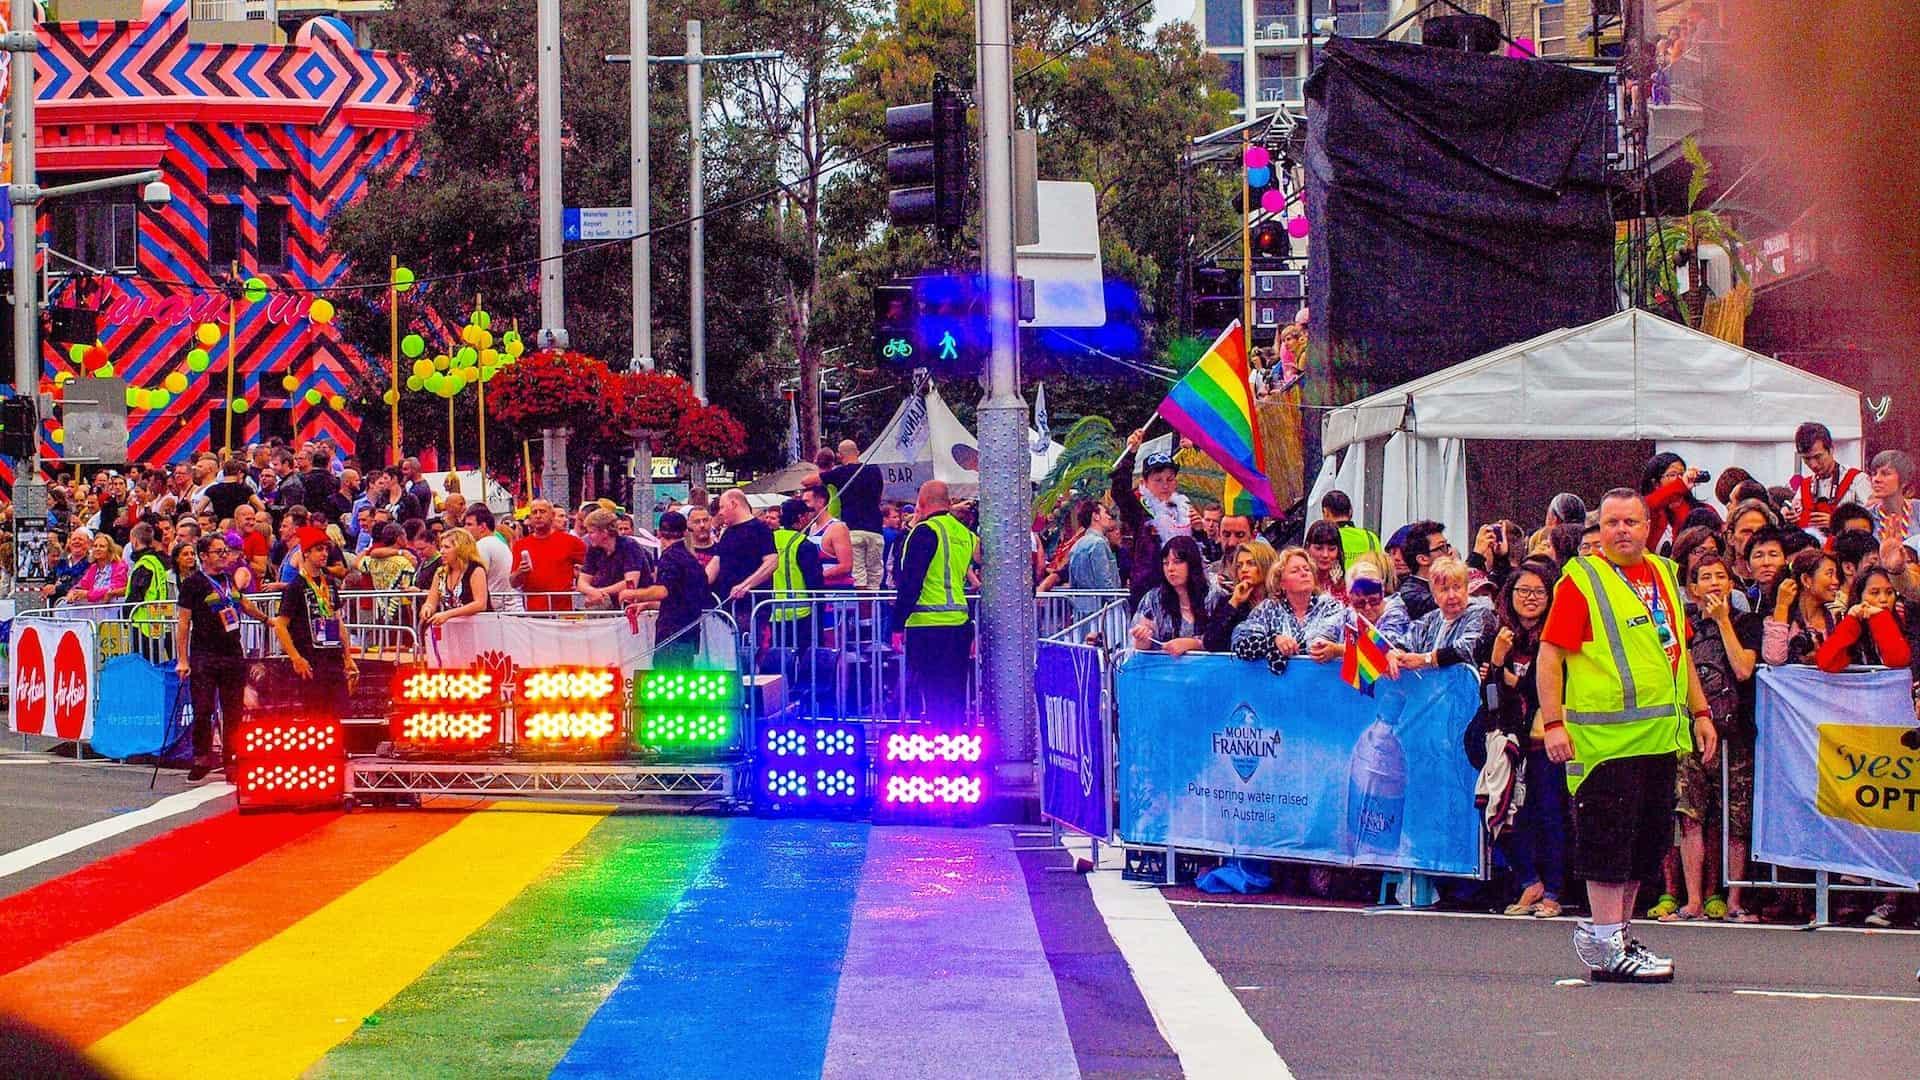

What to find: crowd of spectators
left=1067, top=420, right=1919, bottom=927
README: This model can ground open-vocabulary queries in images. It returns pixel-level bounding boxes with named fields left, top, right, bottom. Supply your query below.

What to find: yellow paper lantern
left=329, top=394, right=346, bottom=410
left=382, top=388, right=399, bottom=405
left=164, top=371, right=188, bottom=394
left=54, top=371, right=73, bottom=386
left=460, top=325, right=481, bottom=346
left=412, top=358, right=434, bottom=379
left=51, top=426, right=64, bottom=444
left=433, top=354, right=451, bottom=371
left=309, top=298, right=336, bottom=324
left=195, top=322, right=221, bottom=347
left=282, top=375, right=300, bottom=393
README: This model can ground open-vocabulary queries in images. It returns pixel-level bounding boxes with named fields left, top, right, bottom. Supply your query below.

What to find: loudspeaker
left=1423, top=14, right=1503, bottom=53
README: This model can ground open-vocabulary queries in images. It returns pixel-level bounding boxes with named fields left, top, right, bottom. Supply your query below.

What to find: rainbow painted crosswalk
left=0, top=806, right=1163, bottom=1078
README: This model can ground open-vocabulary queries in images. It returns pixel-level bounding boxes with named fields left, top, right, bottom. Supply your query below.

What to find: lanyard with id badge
left=306, top=575, right=343, bottom=649
left=210, top=575, right=242, bottom=634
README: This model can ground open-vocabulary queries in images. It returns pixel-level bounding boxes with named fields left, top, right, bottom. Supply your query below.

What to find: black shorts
left=1570, top=753, right=1678, bottom=885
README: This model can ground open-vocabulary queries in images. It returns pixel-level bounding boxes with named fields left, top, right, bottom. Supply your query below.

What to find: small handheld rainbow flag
left=1340, top=618, right=1392, bottom=694
left=1156, top=321, right=1275, bottom=512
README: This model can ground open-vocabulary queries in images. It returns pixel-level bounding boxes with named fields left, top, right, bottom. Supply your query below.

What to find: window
left=257, top=169, right=290, bottom=196
left=1219, top=55, right=1245, bottom=104
left=1535, top=2, right=1567, bottom=57
left=209, top=167, right=245, bottom=195
left=257, top=203, right=289, bottom=270
left=45, top=180, right=139, bottom=274
left=209, top=204, right=243, bottom=270
left=1205, top=0, right=1245, bottom=47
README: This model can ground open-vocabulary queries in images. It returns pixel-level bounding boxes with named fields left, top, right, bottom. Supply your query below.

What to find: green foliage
left=1614, top=136, right=1747, bottom=327
left=1033, top=414, right=1120, bottom=520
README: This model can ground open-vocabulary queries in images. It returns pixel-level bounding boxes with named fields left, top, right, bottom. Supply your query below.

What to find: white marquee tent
left=860, top=379, right=1064, bottom=501
left=1310, top=309, right=1865, bottom=535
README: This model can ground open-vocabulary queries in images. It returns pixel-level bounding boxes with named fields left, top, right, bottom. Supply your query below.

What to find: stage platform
left=346, top=758, right=745, bottom=806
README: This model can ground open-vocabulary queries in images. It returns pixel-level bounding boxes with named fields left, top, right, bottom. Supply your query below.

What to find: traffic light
left=0, top=395, right=38, bottom=460
left=1251, top=220, right=1288, bottom=270
left=869, top=273, right=987, bottom=377
left=822, top=387, right=844, bottom=429
left=884, top=77, right=969, bottom=234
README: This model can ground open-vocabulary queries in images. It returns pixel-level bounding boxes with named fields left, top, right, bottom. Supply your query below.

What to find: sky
left=1149, top=0, right=1195, bottom=31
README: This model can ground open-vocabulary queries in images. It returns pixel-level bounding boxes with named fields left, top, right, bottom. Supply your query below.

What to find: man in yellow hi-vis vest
left=1537, top=488, right=1718, bottom=985
left=890, top=480, right=979, bottom=719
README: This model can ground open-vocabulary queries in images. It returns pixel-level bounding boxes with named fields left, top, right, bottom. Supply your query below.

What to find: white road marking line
left=0, top=759, right=50, bottom=764
left=0, top=783, right=232, bottom=880
left=1073, top=841, right=1293, bottom=1079
left=1733, top=989, right=1920, bottom=1004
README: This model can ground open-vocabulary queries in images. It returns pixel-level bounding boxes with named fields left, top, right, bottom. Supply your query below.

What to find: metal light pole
left=685, top=19, right=705, bottom=403
left=536, top=0, right=566, bottom=349
left=974, top=0, right=1036, bottom=784
left=630, top=0, right=652, bottom=374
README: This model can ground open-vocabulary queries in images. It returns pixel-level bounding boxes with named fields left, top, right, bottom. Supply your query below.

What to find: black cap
left=1142, top=450, right=1178, bottom=476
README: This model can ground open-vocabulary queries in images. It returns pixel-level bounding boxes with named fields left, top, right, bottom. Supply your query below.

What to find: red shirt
left=242, top=531, right=270, bottom=562
left=1542, top=557, right=1689, bottom=673
left=512, top=530, right=587, bottom=611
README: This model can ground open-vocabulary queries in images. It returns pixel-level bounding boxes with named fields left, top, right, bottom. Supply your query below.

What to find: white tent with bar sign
left=1309, top=309, right=1866, bottom=537
left=863, top=375, right=981, bottom=501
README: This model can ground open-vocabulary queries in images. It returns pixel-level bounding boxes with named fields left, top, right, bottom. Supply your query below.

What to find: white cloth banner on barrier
left=8, top=618, right=99, bottom=740
left=1754, top=665, right=1920, bottom=887
left=423, top=612, right=734, bottom=671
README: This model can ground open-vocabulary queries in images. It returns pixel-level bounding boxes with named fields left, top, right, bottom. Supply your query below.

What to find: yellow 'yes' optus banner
left=1816, top=724, right=1920, bottom=834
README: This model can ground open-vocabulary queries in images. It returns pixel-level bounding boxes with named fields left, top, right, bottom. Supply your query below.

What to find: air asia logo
left=12, top=626, right=47, bottom=735
left=51, top=631, right=90, bottom=739
left=1213, top=702, right=1282, bottom=783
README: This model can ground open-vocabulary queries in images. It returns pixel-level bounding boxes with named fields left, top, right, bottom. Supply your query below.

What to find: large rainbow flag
left=0, top=803, right=1170, bottom=1078
left=1156, top=321, right=1276, bottom=513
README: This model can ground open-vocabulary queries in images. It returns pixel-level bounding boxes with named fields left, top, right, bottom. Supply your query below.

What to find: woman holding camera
left=1641, top=452, right=1712, bottom=555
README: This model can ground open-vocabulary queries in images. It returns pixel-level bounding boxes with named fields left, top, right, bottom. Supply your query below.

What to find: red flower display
left=485, top=349, right=616, bottom=434
left=669, top=403, right=748, bottom=462
left=606, top=371, right=699, bottom=435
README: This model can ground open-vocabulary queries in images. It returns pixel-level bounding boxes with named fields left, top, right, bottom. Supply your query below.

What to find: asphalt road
left=0, top=741, right=226, bottom=896
left=1175, top=899, right=1920, bottom=1079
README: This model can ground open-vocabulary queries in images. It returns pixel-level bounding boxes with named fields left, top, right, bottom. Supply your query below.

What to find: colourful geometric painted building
left=28, top=0, right=419, bottom=462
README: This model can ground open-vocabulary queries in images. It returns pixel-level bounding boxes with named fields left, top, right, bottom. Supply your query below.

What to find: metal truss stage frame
left=347, top=758, right=743, bottom=802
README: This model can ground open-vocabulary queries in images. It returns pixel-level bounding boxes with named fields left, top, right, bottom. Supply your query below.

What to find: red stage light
left=231, top=716, right=346, bottom=811
left=516, top=667, right=621, bottom=704
left=391, top=666, right=504, bottom=750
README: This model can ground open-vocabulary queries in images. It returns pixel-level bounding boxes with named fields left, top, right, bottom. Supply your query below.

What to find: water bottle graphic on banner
left=1347, top=717, right=1407, bottom=858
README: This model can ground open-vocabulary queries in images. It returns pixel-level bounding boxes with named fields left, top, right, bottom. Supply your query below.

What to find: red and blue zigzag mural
left=33, top=0, right=420, bottom=463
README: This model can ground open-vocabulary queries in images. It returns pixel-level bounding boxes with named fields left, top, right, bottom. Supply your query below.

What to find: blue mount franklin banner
left=1115, top=652, right=1482, bottom=875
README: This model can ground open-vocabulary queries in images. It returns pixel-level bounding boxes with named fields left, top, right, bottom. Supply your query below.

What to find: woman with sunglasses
left=175, top=536, right=272, bottom=782
left=1476, top=556, right=1566, bottom=918
left=1308, top=554, right=1409, bottom=664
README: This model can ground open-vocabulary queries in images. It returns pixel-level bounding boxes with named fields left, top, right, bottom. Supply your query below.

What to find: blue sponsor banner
left=1754, top=665, right=1920, bottom=888
left=1036, top=640, right=1110, bottom=839
left=1115, top=652, right=1482, bottom=875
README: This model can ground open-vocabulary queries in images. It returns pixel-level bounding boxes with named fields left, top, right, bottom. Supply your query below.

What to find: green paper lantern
left=401, top=333, right=426, bottom=359
left=150, top=389, right=171, bottom=410
left=405, top=374, right=424, bottom=392
left=230, top=397, right=249, bottom=413
left=95, top=362, right=115, bottom=378
left=187, top=348, right=210, bottom=372
left=125, top=386, right=142, bottom=408
left=455, top=346, right=477, bottom=366
left=392, top=266, right=416, bottom=292
left=243, top=277, right=268, bottom=303
left=304, top=388, right=323, bottom=405
left=164, top=372, right=188, bottom=394
left=67, top=344, right=87, bottom=365
left=475, top=310, right=492, bottom=330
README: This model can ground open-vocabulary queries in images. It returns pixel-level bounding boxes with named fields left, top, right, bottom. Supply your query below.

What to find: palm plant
left=1033, top=415, right=1121, bottom=521
left=1615, top=137, right=1747, bottom=327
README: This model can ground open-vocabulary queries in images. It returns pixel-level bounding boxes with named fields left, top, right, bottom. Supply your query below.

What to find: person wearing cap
left=1111, top=428, right=1199, bottom=604
left=640, top=511, right=709, bottom=665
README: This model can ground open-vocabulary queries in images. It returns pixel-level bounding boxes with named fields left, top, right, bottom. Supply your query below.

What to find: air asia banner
left=1754, top=665, right=1920, bottom=887
left=1115, top=653, right=1481, bottom=875
left=1036, top=641, right=1110, bottom=839
left=9, top=619, right=98, bottom=741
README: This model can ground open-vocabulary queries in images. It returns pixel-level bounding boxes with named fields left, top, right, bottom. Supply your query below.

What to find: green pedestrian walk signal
left=870, top=274, right=988, bottom=376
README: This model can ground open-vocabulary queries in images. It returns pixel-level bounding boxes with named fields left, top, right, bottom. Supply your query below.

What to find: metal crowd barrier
left=739, top=588, right=1129, bottom=726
